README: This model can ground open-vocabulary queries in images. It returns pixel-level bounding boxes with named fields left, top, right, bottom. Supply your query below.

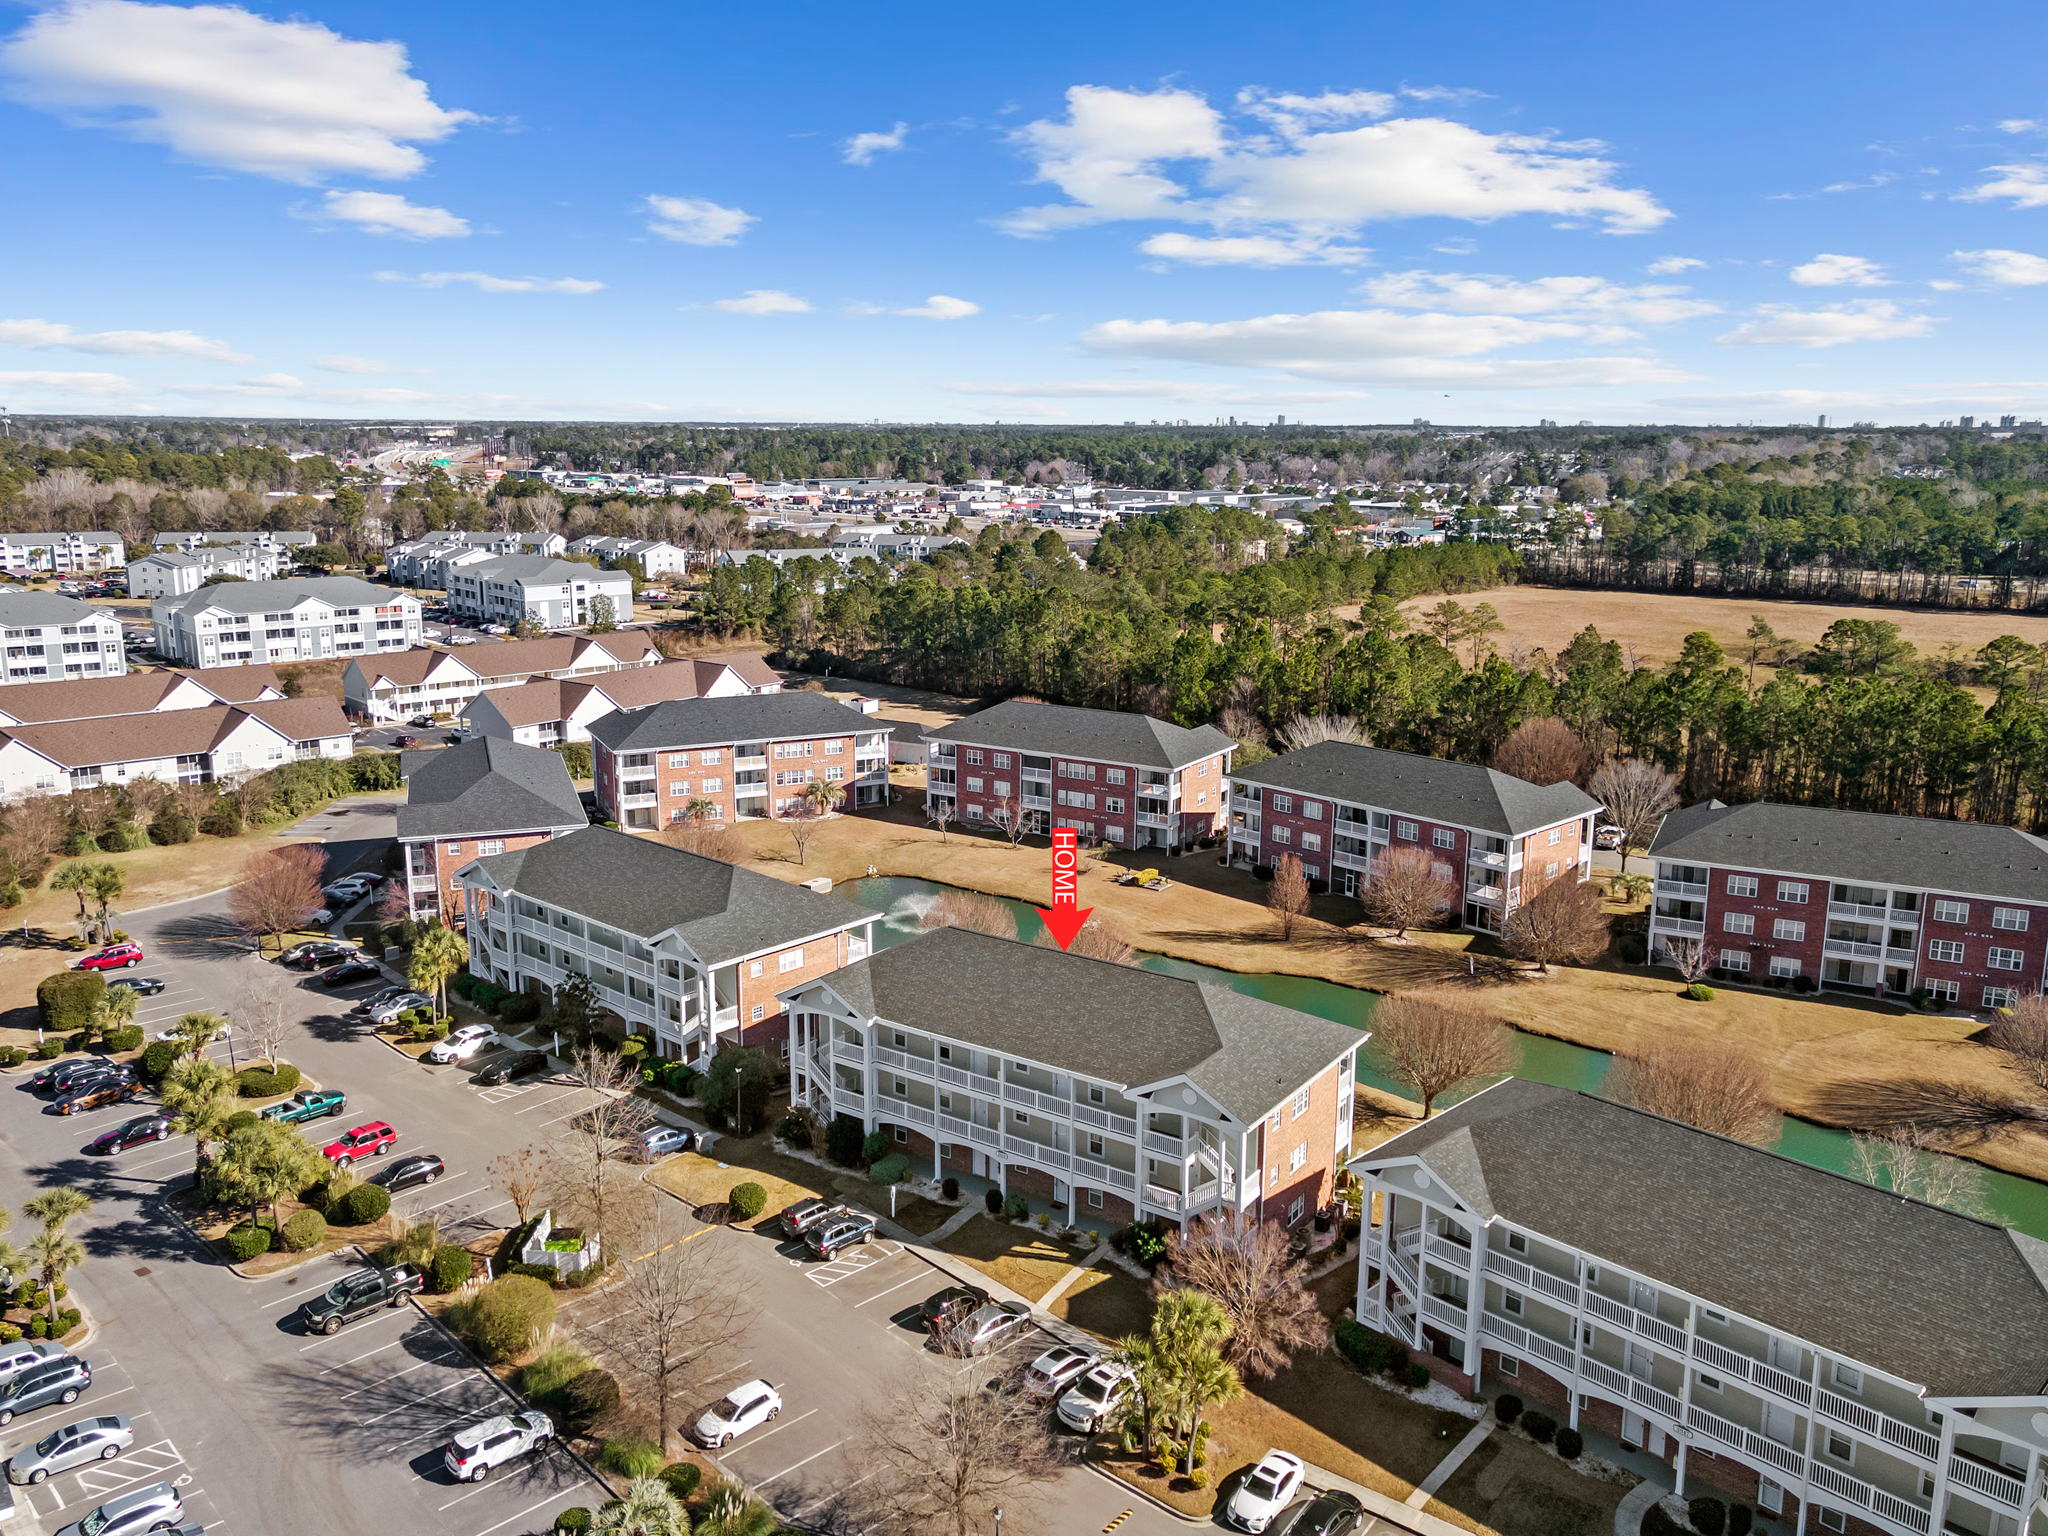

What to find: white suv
left=425, top=1024, right=499, bottom=1063
left=1055, top=1361, right=1134, bottom=1433
left=442, top=1410, right=552, bottom=1482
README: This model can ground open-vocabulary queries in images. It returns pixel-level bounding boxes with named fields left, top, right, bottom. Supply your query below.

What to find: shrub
left=223, top=1222, right=273, bottom=1262
left=1521, top=1410, right=1557, bottom=1444
left=224, top=1109, right=261, bottom=1135
left=500, top=994, right=542, bottom=1024
left=50, top=1309, right=80, bottom=1339
left=333, top=1182, right=391, bottom=1226
left=660, top=1462, right=701, bottom=1500
left=454, top=1274, right=557, bottom=1363
left=1111, top=1220, right=1171, bottom=1270
left=775, top=1109, right=813, bottom=1148
left=0, top=1048, right=23, bottom=1069
left=860, top=1129, right=889, bottom=1164
left=1404, top=1362, right=1430, bottom=1390
left=31, top=1039, right=61, bottom=1060
left=519, top=1344, right=593, bottom=1402
left=37, top=970, right=103, bottom=1036
left=1683, top=982, right=1716, bottom=1002
left=596, top=1435, right=663, bottom=1479
left=826, top=1114, right=865, bottom=1167
left=553, top=1509, right=592, bottom=1534
left=1004, top=1193, right=1030, bottom=1220
left=1554, top=1427, right=1583, bottom=1460
left=942, top=1176, right=960, bottom=1201
left=728, top=1182, right=767, bottom=1220
left=429, top=1244, right=474, bottom=1293
left=983, top=1187, right=1002, bottom=1214
left=280, top=1209, right=328, bottom=1252
left=506, top=1262, right=557, bottom=1283
left=409, top=1017, right=449, bottom=1042
left=565, top=1260, right=607, bottom=1289
left=137, top=1040, right=178, bottom=1083
left=663, top=1061, right=698, bottom=1096
left=63, top=1031, right=89, bottom=1053
left=1187, top=1469, right=1209, bottom=1489
left=237, top=1063, right=302, bottom=1098
left=618, top=1036, right=648, bottom=1060
left=0, top=1324, right=20, bottom=1345
left=868, top=1153, right=909, bottom=1184
left=103, top=1025, right=144, bottom=1053
left=150, top=806, right=195, bottom=845
left=1726, top=1504, right=1753, bottom=1536
left=1687, top=1496, right=1727, bottom=1536
left=1494, top=1394, right=1523, bottom=1424
left=560, top=1367, right=620, bottom=1431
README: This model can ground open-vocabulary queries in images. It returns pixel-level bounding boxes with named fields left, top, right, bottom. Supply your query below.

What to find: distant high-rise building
left=1274, top=415, right=1286, bottom=427
left=1961, top=415, right=1978, bottom=429
left=1538, top=418, right=1557, bottom=428
left=2002, top=415, right=2018, bottom=429
left=1816, top=414, right=1829, bottom=429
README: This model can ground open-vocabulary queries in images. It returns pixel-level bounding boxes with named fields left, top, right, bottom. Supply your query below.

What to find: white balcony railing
left=1143, top=1184, right=1183, bottom=1215
left=1583, top=1290, right=1687, bottom=1351
left=937, top=1112, right=1000, bottom=1149
left=1485, top=1250, right=1582, bottom=1306
left=1143, top=1131, right=1184, bottom=1155
left=1946, top=1453, right=2025, bottom=1508
left=1423, top=1232, right=1474, bottom=1268
left=1421, top=1292, right=1468, bottom=1328
left=1580, top=1357, right=1684, bottom=1422
left=1660, top=880, right=1709, bottom=898
left=1070, top=1101, right=1139, bottom=1137
left=1003, top=1133, right=1070, bottom=1171
left=1071, top=1155, right=1138, bottom=1192
left=1687, top=1404, right=1807, bottom=1480
left=1479, top=1311, right=1575, bottom=1372
left=1692, top=1337, right=1813, bottom=1408
left=1472, top=850, right=1508, bottom=869
left=1811, top=1389, right=1939, bottom=1463
left=936, top=1062, right=1001, bottom=1094
left=874, top=1045, right=934, bottom=1078
left=1824, top=937, right=1883, bottom=960
left=1807, top=1461, right=1933, bottom=1534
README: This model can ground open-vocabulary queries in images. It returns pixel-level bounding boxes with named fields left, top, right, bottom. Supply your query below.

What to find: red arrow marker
left=1034, top=828, right=1094, bottom=951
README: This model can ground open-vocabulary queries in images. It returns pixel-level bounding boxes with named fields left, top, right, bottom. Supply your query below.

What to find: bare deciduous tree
left=1587, top=757, right=1680, bottom=875
left=1267, top=852, right=1310, bottom=941
left=1659, top=933, right=1711, bottom=985
left=848, top=1362, right=1062, bottom=1536
left=1848, top=1128, right=1989, bottom=1218
left=1368, top=994, right=1515, bottom=1118
left=1034, top=913, right=1136, bottom=965
left=1985, top=994, right=2048, bottom=1093
left=918, top=890, right=1016, bottom=938
left=1501, top=880, right=1611, bottom=972
left=925, top=798, right=956, bottom=843
left=1606, top=1039, right=1776, bottom=1143
left=1157, top=1212, right=1322, bottom=1380
left=1274, top=714, right=1371, bottom=752
left=656, top=818, right=749, bottom=865
left=543, top=1046, right=656, bottom=1244
left=987, top=785, right=1035, bottom=847
left=231, top=960, right=297, bottom=1069
left=600, top=1234, right=757, bottom=1453
left=776, top=800, right=828, bottom=867
left=228, top=844, right=326, bottom=953
left=490, top=1147, right=548, bottom=1226
left=1361, top=845, right=1459, bottom=940
left=1490, top=717, right=1591, bottom=787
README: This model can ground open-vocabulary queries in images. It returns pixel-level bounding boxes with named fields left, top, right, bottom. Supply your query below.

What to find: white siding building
left=386, top=531, right=566, bottom=587
left=0, top=595, right=126, bottom=682
left=152, top=578, right=423, bottom=668
left=0, top=532, right=125, bottom=573
left=566, top=535, right=693, bottom=579
left=444, top=556, right=633, bottom=629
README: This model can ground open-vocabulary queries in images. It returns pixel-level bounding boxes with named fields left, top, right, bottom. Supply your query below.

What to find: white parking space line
left=716, top=1407, right=817, bottom=1457
left=534, top=1101, right=594, bottom=1129
left=3, top=1383, right=134, bottom=1429
left=121, top=1146, right=193, bottom=1174
left=753, top=1438, right=845, bottom=1491
left=469, top=1487, right=593, bottom=1536
left=850, top=1269, right=930, bottom=1309
left=401, top=1183, right=488, bottom=1217
left=316, top=1334, right=431, bottom=1374
left=362, top=1374, right=472, bottom=1425
left=512, top=1088, right=580, bottom=1117
left=296, top=1308, right=416, bottom=1352
left=792, top=1470, right=879, bottom=1522
left=336, top=1348, right=463, bottom=1397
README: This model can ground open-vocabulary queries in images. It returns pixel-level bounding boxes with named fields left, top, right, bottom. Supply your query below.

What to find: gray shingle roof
left=588, top=692, right=889, bottom=752
left=1361, top=1078, right=2048, bottom=1398
left=466, top=826, right=874, bottom=964
left=463, top=555, right=625, bottom=585
left=1233, top=741, right=1598, bottom=836
left=1649, top=799, right=2048, bottom=904
left=397, top=738, right=588, bottom=840
left=155, top=576, right=401, bottom=616
left=810, top=928, right=1360, bottom=1121
left=926, top=700, right=1233, bottom=771
left=0, top=593, right=112, bottom=628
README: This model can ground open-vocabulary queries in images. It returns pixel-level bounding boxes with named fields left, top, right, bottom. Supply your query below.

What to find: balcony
left=1580, top=1357, right=1683, bottom=1423
left=1660, top=879, right=1709, bottom=898
left=1824, top=937, right=1884, bottom=960
left=1479, top=1311, right=1576, bottom=1373
left=1687, top=1404, right=1806, bottom=1481
left=875, top=1045, right=934, bottom=1079
left=1485, top=1249, right=1581, bottom=1306
left=1070, top=1100, right=1139, bottom=1138
left=1829, top=900, right=1917, bottom=927
left=937, top=1061, right=1000, bottom=1094
left=1472, top=850, right=1508, bottom=870
left=1003, top=1133, right=1071, bottom=1172
left=1004, top=1079, right=1077, bottom=1116
left=1691, top=1337, right=1813, bottom=1409
left=937, top=1112, right=1000, bottom=1150
left=1143, top=1130, right=1184, bottom=1155
left=1468, top=886, right=1504, bottom=906
left=1945, top=1452, right=2024, bottom=1509
left=1423, top=1231, right=1474, bottom=1269
left=1422, top=1292, right=1468, bottom=1329
left=1071, top=1155, right=1138, bottom=1192
left=1583, top=1290, right=1687, bottom=1351
left=1144, top=1184, right=1183, bottom=1215
left=1652, top=915, right=1706, bottom=936
left=1137, top=813, right=1170, bottom=829
left=1807, top=1461, right=1932, bottom=1534
left=876, top=1092, right=936, bottom=1129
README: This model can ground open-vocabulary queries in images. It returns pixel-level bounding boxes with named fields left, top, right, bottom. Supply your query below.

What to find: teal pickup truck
left=259, top=1088, right=347, bottom=1124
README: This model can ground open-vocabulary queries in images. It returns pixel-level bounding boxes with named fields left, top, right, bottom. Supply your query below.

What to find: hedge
left=428, top=1244, right=474, bottom=1293
left=596, top=1436, right=662, bottom=1479
left=223, top=1223, right=273, bottom=1262
left=37, top=971, right=103, bottom=1035
left=103, top=1025, right=144, bottom=1053
left=826, top=1114, right=864, bottom=1167
left=500, top=995, right=542, bottom=1024
left=280, top=1209, right=328, bottom=1252
left=137, top=1040, right=178, bottom=1084
left=553, top=1509, right=592, bottom=1534
left=868, top=1153, right=910, bottom=1184
left=332, top=1182, right=390, bottom=1226
left=728, top=1182, right=767, bottom=1220
left=1333, top=1318, right=1410, bottom=1378
left=659, top=1462, right=701, bottom=1499
left=237, top=1063, right=302, bottom=1098
left=454, top=1274, right=556, bottom=1363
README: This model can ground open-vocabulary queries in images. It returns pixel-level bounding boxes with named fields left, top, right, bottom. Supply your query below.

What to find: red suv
left=74, top=943, right=144, bottom=971
left=323, top=1121, right=397, bottom=1166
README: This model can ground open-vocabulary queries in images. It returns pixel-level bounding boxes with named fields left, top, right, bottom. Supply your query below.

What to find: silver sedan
left=6, top=1414, right=133, bottom=1484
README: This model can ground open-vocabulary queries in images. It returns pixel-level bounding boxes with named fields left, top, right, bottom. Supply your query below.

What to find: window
left=1924, top=977, right=1960, bottom=1002
left=1545, top=861, right=1559, bottom=879
left=1105, top=767, right=1125, bottom=785
left=1301, top=832, right=1322, bottom=852
left=1697, top=1374, right=1722, bottom=1394
left=1287, top=1196, right=1305, bottom=1223
left=964, top=776, right=984, bottom=794
left=748, top=960, right=764, bottom=978
left=1723, top=912, right=1756, bottom=935
left=1396, top=819, right=1419, bottom=841
left=749, top=1004, right=765, bottom=1022
left=1434, top=827, right=1456, bottom=849
left=1302, top=800, right=1323, bottom=820
left=1496, top=1355, right=1519, bottom=1378
left=1778, top=881, right=1809, bottom=903
left=1087, top=1135, right=1104, bottom=1157
left=700, top=777, right=722, bottom=793
left=891, top=1030, right=907, bottom=1047
left=1719, top=949, right=1751, bottom=972
left=1823, top=1431, right=1853, bottom=1465
left=892, top=1079, right=907, bottom=1097
left=700, top=749, right=722, bottom=765
left=444, top=841, right=465, bottom=858
left=1086, top=1084, right=1105, bottom=1104
left=1547, top=827, right=1562, bottom=846
left=1271, top=825, right=1292, bottom=845
left=1928, top=939, right=1965, bottom=963
left=1505, top=1231, right=1528, bottom=1254
left=1701, top=1307, right=1729, bottom=1325
left=964, top=749, right=983, bottom=766
left=1727, top=875, right=1758, bottom=898
left=1291, top=1087, right=1310, bottom=1118
left=937, top=1044, right=953, bottom=1061
left=1271, top=793, right=1294, bottom=814
left=1768, top=956, right=1802, bottom=979
left=1501, top=1292, right=1524, bottom=1316
left=1933, top=898, right=1970, bottom=923
left=667, top=752, right=689, bottom=768
left=1831, top=1363, right=1863, bottom=1393
left=1772, top=918, right=1805, bottom=942
left=1087, top=1189, right=1104, bottom=1209
left=476, top=839, right=504, bottom=857
left=1985, top=986, right=2020, bottom=1010
left=1289, top=1142, right=1307, bottom=1172
left=1995, top=906, right=2030, bottom=931
left=1013, top=1108, right=1029, bottom=1124
left=1989, top=946, right=2025, bottom=971
left=669, top=782, right=690, bottom=797
left=1757, top=1481, right=1784, bottom=1516
left=779, top=948, right=805, bottom=972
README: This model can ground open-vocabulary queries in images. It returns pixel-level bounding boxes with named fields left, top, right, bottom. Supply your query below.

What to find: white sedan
left=425, top=1024, right=499, bottom=1063
left=1226, top=1448, right=1307, bottom=1532
left=693, top=1379, right=781, bottom=1449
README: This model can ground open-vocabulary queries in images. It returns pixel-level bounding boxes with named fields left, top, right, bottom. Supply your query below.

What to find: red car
left=323, top=1121, right=397, bottom=1166
left=74, top=943, right=144, bottom=971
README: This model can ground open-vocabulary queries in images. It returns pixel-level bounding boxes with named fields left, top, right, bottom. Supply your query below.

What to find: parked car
left=0, top=1342, right=65, bottom=1389
left=776, top=1197, right=845, bottom=1238
left=424, top=1024, right=498, bottom=1064
left=1275, top=1490, right=1365, bottom=1536
left=259, top=1089, right=347, bottom=1124
left=1055, top=1361, right=1134, bottom=1433
left=943, top=1300, right=1031, bottom=1356
left=299, top=1265, right=424, bottom=1334
left=317, top=960, right=381, bottom=988
left=152, top=1020, right=228, bottom=1044
left=1593, top=822, right=1625, bottom=850
left=73, top=944, right=143, bottom=972
left=368, top=1153, right=445, bottom=1193
left=919, top=1284, right=990, bottom=1333
left=441, top=1409, right=552, bottom=1482
left=393, top=734, right=418, bottom=748
left=0, top=1355, right=91, bottom=1426
left=1023, top=1343, right=1099, bottom=1400
left=105, top=976, right=165, bottom=998
left=368, top=994, right=431, bottom=1025
left=31, top=1060, right=128, bottom=1096
left=354, top=985, right=416, bottom=1014
left=54, top=1079, right=137, bottom=1116
left=802, top=1211, right=876, bottom=1259
left=472, top=1051, right=547, bottom=1087
left=52, top=1481, right=181, bottom=1536
left=322, top=1120, right=396, bottom=1165
left=6, top=1414, right=133, bottom=1484
left=634, top=1125, right=695, bottom=1162
left=280, top=940, right=357, bottom=970
left=1226, top=1449, right=1307, bottom=1533
left=406, top=716, right=434, bottom=728
left=692, top=1379, right=781, bottom=1449
left=86, top=1115, right=173, bottom=1155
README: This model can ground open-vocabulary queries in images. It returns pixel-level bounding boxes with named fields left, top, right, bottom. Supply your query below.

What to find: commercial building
left=590, top=692, right=891, bottom=828
left=0, top=594, right=127, bottom=683
left=443, top=555, right=633, bottom=630
left=924, top=700, right=1233, bottom=852
left=397, top=738, right=588, bottom=922
left=458, top=825, right=879, bottom=1059
left=0, top=532, right=125, bottom=574
left=785, top=927, right=1361, bottom=1228
left=341, top=632, right=664, bottom=724
left=1355, top=1077, right=2048, bottom=1536
left=0, top=695, right=350, bottom=798
left=151, top=578, right=424, bottom=668
left=1648, top=800, right=2048, bottom=1007
left=1227, top=742, right=1599, bottom=932
left=466, top=655, right=778, bottom=748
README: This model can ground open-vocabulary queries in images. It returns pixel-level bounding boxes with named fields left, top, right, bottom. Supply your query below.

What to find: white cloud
left=1139, top=232, right=1367, bottom=266
left=371, top=271, right=604, bottom=293
left=644, top=194, right=754, bottom=246
left=1235, top=87, right=1395, bottom=133
left=175, top=371, right=306, bottom=396
left=0, top=317, right=250, bottom=361
left=0, top=369, right=136, bottom=398
left=1953, top=248, right=2048, bottom=287
left=313, top=353, right=399, bottom=373
left=711, top=290, right=812, bottom=315
left=1432, top=236, right=1479, bottom=255
left=1716, top=301, right=1936, bottom=348
left=310, top=190, right=468, bottom=239
left=0, top=0, right=473, bottom=183
left=1360, top=270, right=1717, bottom=327
left=850, top=295, right=981, bottom=319
left=1646, top=256, right=1706, bottom=275
left=1960, top=163, right=2048, bottom=209
left=2000, top=119, right=2045, bottom=135
left=842, top=122, right=907, bottom=165
left=1788, top=253, right=1889, bottom=287
left=1768, top=173, right=1895, bottom=201
left=1001, top=84, right=1669, bottom=242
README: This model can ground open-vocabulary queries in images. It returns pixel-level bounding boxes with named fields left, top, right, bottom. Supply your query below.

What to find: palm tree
left=406, top=923, right=468, bottom=1017
left=590, top=1478, right=690, bottom=1536
left=49, top=864, right=92, bottom=928
left=23, top=1188, right=91, bottom=1325
left=1121, top=1290, right=1242, bottom=1472
left=160, top=1059, right=238, bottom=1168
left=801, top=778, right=846, bottom=818
left=84, top=864, right=125, bottom=946
left=0, top=1207, right=30, bottom=1296
left=167, top=1012, right=228, bottom=1064
left=90, top=984, right=138, bottom=1046
left=683, top=797, right=718, bottom=823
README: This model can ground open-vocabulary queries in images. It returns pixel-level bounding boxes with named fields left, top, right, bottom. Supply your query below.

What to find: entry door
left=1762, top=1404, right=1799, bottom=1446
left=1625, top=1343, right=1656, bottom=1382
left=1620, top=1410, right=1649, bottom=1450
left=1629, top=1279, right=1657, bottom=1313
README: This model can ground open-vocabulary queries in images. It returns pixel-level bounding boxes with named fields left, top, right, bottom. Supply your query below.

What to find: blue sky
left=5, top=0, right=2048, bottom=426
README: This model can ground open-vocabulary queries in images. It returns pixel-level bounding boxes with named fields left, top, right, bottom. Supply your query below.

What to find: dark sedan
left=1272, top=1491, right=1366, bottom=1536
left=368, top=1153, right=445, bottom=1193
left=316, top=960, right=381, bottom=988
left=281, top=942, right=358, bottom=971
left=919, top=1284, right=990, bottom=1333
left=105, top=976, right=166, bottom=998
left=471, top=1051, right=548, bottom=1087
left=87, top=1115, right=172, bottom=1155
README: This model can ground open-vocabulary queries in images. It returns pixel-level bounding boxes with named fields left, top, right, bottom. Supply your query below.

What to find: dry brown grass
left=1422, top=1433, right=1631, bottom=1536
left=936, top=1215, right=1088, bottom=1302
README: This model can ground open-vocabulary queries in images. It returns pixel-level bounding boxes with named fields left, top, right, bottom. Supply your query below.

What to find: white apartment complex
left=444, top=556, right=633, bottom=629
left=0, top=532, right=125, bottom=573
left=565, top=535, right=693, bottom=579
left=152, top=577, right=424, bottom=668
left=386, top=531, right=566, bottom=588
left=341, top=632, right=666, bottom=723
left=0, top=595, right=126, bottom=682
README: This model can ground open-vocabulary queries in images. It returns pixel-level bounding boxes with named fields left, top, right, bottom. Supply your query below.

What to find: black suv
left=299, top=1265, right=424, bottom=1335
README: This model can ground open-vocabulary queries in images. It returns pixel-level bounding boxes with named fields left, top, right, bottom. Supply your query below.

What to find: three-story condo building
left=783, top=927, right=1361, bottom=1229
left=1647, top=801, right=2048, bottom=1007
left=923, top=701, right=1234, bottom=852
left=1355, top=1078, right=2048, bottom=1536
left=152, top=578, right=423, bottom=668
left=589, top=693, right=891, bottom=828
left=1228, top=742, right=1600, bottom=932
left=397, top=739, right=589, bottom=922
left=457, top=825, right=878, bottom=1059
left=0, top=595, right=126, bottom=682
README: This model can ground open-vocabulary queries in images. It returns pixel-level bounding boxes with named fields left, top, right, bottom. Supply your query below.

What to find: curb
left=1080, top=1455, right=1210, bottom=1525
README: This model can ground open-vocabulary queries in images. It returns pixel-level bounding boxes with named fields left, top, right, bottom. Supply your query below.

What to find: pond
left=840, top=875, right=2048, bottom=1239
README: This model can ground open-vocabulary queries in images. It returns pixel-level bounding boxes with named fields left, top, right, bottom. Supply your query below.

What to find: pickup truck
left=299, top=1265, right=424, bottom=1335
left=258, top=1089, right=347, bottom=1124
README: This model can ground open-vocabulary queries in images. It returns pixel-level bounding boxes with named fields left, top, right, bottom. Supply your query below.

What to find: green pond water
left=841, top=875, right=2048, bottom=1239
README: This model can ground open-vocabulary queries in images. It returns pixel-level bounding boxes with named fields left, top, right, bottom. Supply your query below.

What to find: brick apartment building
left=923, top=700, right=1234, bottom=851
left=1357, top=1078, right=2048, bottom=1536
left=396, top=738, right=589, bottom=922
left=783, top=926, right=1361, bottom=1230
left=1227, top=741, right=1600, bottom=933
left=589, top=692, right=891, bottom=829
left=1649, top=800, right=2048, bottom=1008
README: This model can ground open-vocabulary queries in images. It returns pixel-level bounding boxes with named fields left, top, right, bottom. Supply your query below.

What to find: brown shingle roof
left=470, top=657, right=753, bottom=730
left=238, top=696, right=352, bottom=741
left=353, top=633, right=662, bottom=688
left=477, top=680, right=567, bottom=729
left=1, top=698, right=349, bottom=769
left=179, top=664, right=286, bottom=702
left=0, top=672, right=191, bottom=725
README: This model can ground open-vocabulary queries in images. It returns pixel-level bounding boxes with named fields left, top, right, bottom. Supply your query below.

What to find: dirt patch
left=1048, top=1267, right=1153, bottom=1341
left=935, top=1216, right=1088, bottom=1303
left=1423, top=1434, right=1630, bottom=1536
